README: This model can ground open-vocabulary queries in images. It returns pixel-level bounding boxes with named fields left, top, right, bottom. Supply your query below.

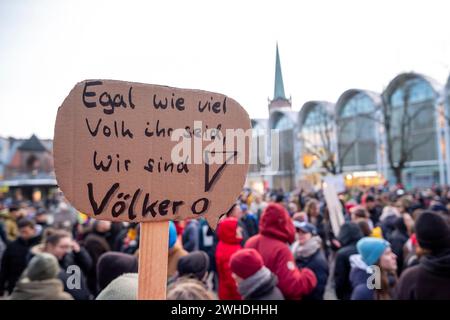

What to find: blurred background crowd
left=1, top=183, right=449, bottom=300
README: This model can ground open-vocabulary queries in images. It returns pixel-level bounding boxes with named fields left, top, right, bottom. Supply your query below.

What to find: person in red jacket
left=245, top=203, right=317, bottom=300
left=215, top=217, right=242, bottom=300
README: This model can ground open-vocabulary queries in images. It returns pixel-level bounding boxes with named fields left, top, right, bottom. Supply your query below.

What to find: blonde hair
left=167, top=278, right=216, bottom=300
left=305, top=199, right=319, bottom=217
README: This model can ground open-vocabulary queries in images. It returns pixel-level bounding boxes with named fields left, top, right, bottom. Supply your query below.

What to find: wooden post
left=138, top=221, right=169, bottom=300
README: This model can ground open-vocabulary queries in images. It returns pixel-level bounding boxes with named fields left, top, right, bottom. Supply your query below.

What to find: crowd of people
left=0, top=183, right=450, bottom=300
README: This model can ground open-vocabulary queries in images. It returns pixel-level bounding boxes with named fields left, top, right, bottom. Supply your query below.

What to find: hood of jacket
left=421, top=249, right=450, bottom=278
left=338, top=222, right=363, bottom=247
left=349, top=254, right=370, bottom=289
left=217, top=217, right=242, bottom=245
left=259, top=203, right=295, bottom=244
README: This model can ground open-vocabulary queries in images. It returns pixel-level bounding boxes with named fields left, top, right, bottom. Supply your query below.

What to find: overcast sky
left=2, top=0, right=450, bottom=139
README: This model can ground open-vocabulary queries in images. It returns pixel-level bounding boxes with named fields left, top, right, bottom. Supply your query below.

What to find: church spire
left=274, top=43, right=286, bottom=100
left=269, top=43, right=291, bottom=110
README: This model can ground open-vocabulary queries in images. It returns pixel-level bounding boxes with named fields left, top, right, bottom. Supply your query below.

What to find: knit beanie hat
left=415, top=211, right=450, bottom=253
left=177, top=251, right=210, bottom=280
left=26, top=253, right=60, bottom=281
left=357, top=237, right=390, bottom=266
left=96, top=273, right=138, bottom=300
left=229, top=248, right=264, bottom=279
left=97, top=252, right=139, bottom=291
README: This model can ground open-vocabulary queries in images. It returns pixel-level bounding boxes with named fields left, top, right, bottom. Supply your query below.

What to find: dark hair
left=357, top=220, right=372, bottom=237
left=17, top=218, right=35, bottom=229
left=275, top=194, right=285, bottom=203
left=352, top=207, right=369, bottom=219
left=8, top=205, right=19, bottom=212
left=43, top=228, right=71, bottom=246
left=365, top=195, right=375, bottom=203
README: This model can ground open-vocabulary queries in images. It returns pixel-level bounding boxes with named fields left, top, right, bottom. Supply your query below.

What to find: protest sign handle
left=138, top=221, right=169, bottom=300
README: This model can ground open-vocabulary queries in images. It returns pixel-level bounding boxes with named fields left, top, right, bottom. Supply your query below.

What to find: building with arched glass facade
left=246, top=46, right=450, bottom=191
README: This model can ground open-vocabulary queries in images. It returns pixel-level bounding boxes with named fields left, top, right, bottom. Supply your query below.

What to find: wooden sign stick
left=138, top=221, right=169, bottom=300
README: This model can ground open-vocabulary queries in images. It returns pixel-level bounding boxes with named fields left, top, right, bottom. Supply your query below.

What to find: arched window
left=339, top=93, right=374, bottom=118
left=388, top=78, right=437, bottom=162
left=337, top=93, right=377, bottom=167
left=390, top=79, right=434, bottom=107
left=301, top=105, right=333, bottom=147
left=300, top=104, right=335, bottom=172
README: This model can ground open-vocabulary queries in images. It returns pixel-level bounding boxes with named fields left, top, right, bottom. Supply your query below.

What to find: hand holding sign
left=54, top=80, right=251, bottom=299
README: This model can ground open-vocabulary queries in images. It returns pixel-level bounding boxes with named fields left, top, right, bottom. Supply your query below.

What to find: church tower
left=268, top=43, right=291, bottom=111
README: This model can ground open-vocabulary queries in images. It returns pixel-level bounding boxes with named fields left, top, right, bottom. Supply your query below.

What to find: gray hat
left=96, top=273, right=138, bottom=300
left=26, top=253, right=60, bottom=281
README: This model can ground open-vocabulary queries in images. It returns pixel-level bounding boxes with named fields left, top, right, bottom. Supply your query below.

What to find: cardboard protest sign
left=323, top=174, right=346, bottom=194
left=323, top=181, right=345, bottom=236
left=54, top=80, right=251, bottom=230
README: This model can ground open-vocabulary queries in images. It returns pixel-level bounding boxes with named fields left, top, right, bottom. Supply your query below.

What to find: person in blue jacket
left=350, top=237, right=397, bottom=300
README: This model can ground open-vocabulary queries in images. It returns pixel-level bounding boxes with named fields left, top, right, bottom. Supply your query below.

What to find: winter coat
left=294, top=236, right=329, bottom=300
left=387, top=217, right=409, bottom=274
left=9, top=278, right=73, bottom=300
left=182, top=220, right=200, bottom=252
left=0, top=211, right=18, bottom=242
left=216, top=218, right=242, bottom=300
left=349, top=254, right=374, bottom=300
left=237, top=266, right=284, bottom=300
left=394, top=249, right=450, bottom=300
left=245, top=204, right=317, bottom=300
left=334, top=222, right=363, bottom=300
left=379, top=214, right=398, bottom=240
left=198, top=218, right=217, bottom=272
left=0, top=234, right=42, bottom=294
left=0, top=222, right=8, bottom=245
left=239, top=214, right=258, bottom=244
left=59, top=246, right=93, bottom=276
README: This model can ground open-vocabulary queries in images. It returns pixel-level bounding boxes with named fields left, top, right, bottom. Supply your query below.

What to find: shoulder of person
left=398, top=264, right=421, bottom=282
left=352, top=283, right=374, bottom=300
